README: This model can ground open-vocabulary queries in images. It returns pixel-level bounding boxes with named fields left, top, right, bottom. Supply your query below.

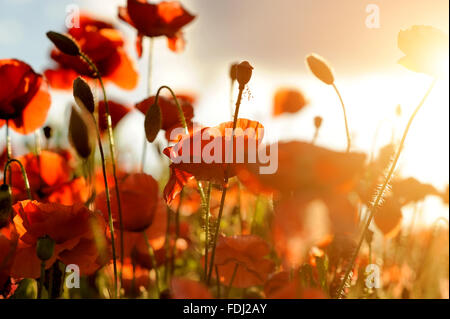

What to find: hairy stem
left=332, top=83, right=351, bottom=152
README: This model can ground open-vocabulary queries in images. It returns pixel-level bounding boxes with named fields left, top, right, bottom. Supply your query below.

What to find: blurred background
left=1, top=0, right=449, bottom=224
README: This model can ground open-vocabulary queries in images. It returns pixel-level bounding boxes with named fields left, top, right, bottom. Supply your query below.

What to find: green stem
left=81, top=52, right=124, bottom=291
left=38, top=260, right=45, bottom=299
left=141, top=38, right=154, bottom=172
left=143, top=232, right=160, bottom=296
left=226, top=263, right=239, bottom=298
left=207, top=86, right=244, bottom=284
left=336, top=77, right=437, bottom=298
left=90, top=113, right=118, bottom=298
left=3, top=159, right=32, bottom=200
left=332, top=83, right=351, bottom=152
left=204, top=182, right=212, bottom=281
left=171, top=188, right=183, bottom=277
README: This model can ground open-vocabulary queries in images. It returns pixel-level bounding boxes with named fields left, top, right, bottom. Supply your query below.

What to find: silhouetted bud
left=46, top=31, right=80, bottom=56
left=43, top=126, right=52, bottom=139
left=236, top=61, right=253, bottom=88
left=68, top=106, right=94, bottom=159
left=144, top=102, right=162, bottom=143
left=11, top=278, right=38, bottom=299
left=0, top=184, right=12, bottom=228
left=36, top=235, right=55, bottom=261
left=73, top=77, right=95, bottom=113
left=306, top=53, right=335, bottom=85
left=229, top=63, right=239, bottom=81
left=314, top=116, right=323, bottom=129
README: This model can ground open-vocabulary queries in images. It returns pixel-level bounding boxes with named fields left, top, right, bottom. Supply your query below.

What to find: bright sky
left=1, top=0, right=449, bottom=224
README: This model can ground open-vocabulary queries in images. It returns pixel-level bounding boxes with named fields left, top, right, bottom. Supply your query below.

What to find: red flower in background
left=98, top=100, right=131, bottom=134
left=272, top=88, right=308, bottom=116
left=118, top=0, right=195, bottom=55
left=10, top=200, right=105, bottom=278
left=96, top=173, right=160, bottom=232
left=136, top=94, right=195, bottom=142
left=5, top=151, right=88, bottom=205
left=45, top=14, right=138, bottom=90
left=205, top=235, right=274, bottom=289
left=0, top=224, right=19, bottom=289
left=163, top=119, right=264, bottom=203
left=170, top=278, right=212, bottom=299
left=0, top=59, right=51, bottom=134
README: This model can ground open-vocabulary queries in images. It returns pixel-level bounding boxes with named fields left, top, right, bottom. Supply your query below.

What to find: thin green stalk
left=81, top=52, right=124, bottom=290
left=38, top=260, right=45, bottom=299
left=204, top=182, right=212, bottom=281
left=143, top=232, right=160, bottom=296
left=226, top=263, right=239, bottom=298
left=3, top=159, right=32, bottom=200
left=90, top=114, right=118, bottom=298
left=332, top=83, right=351, bottom=152
left=336, top=77, right=437, bottom=298
left=207, top=87, right=244, bottom=284
left=141, top=38, right=154, bottom=172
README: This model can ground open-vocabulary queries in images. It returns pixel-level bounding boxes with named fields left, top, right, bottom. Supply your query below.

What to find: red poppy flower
left=136, top=94, right=194, bottom=138
left=391, top=177, right=440, bottom=206
left=10, top=200, right=106, bottom=278
left=45, top=14, right=138, bottom=90
left=205, top=235, right=274, bottom=288
left=118, top=0, right=196, bottom=55
left=238, top=141, right=366, bottom=198
left=273, top=88, right=308, bottom=116
left=6, top=150, right=88, bottom=205
left=96, top=173, right=160, bottom=232
left=98, top=100, right=131, bottom=134
left=170, top=278, right=212, bottom=299
left=0, top=59, right=51, bottom=134
left=0, top=224, right=19, bottom=288
left=163, top=119, right=264, bottom=202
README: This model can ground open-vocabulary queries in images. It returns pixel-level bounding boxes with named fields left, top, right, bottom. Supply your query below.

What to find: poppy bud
left=0, top=184, right=12, bottom=228
left=73, top=77, right=95, bottom=113
left=36, top=235, right=55, bottom=261
left=306, top=53, right=335, bottom=85
left=144, top=102, right=162, bottom=143
left=236, top=61, right=254, bottom=88
left=314, top=116, right=323, bottom=129
left=43, top=126, right=52, bottom=139
left=365, top=229, right=374, bottom=245
left=229, top=63, right=239, bottom=81
left=46, top=31, right=81, bottom=56
left=11, top=278, right=38, bottom=299
left=68, top=106, right=94, bottom=159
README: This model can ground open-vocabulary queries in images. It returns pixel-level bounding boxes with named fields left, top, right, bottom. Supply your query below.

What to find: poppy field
left=0, top=0, right=449, bottom=300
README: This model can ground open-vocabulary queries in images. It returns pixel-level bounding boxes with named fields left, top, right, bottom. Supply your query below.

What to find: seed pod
left=73, top=77, right=95, bottom=113
left=306, top=53, right=335, bottom=85
left=144, top=102, right=162, bottom=143
left=314, top=116, right=323, bottom=129
left=11, top=279, right=38, bottom=299
left=68, top=106, right=94, bottom=159
left=46, top=31, right=80, bottom=56
left=0, top=184, right=12, bottom=228
left=36, top=235, right=55, bottom=261
left=229, top=63, right=239, bottom=81
left=236, top=61, right=254, bottom=88
left=43, top=126, right=52, bottom=139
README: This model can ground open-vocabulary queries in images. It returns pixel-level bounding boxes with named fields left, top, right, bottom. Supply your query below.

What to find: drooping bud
left=43, top=126, right=52, bottom=140
left=144, top=102, right=162, bottom=143
left=68, top=106, right=94, bottom=159
left=46, top=31, right=81, bottom=56
left=73, top=77, right=95, bottom=113
left=306, top=53, right=335, bottom=85
left=0, top=184, right=12, bottom=228
left=314, top=116, right=323, bottom=129
left=229, top=63, right=239, bottom=81
left=36, top=235, right=55, bottom=261
left=11, top=278, right=38, bottom=299
left=236, top=61, right=254, bottom=88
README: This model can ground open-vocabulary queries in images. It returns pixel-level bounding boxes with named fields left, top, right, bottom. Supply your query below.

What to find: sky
left=1, top=0, right=449, bottom=223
